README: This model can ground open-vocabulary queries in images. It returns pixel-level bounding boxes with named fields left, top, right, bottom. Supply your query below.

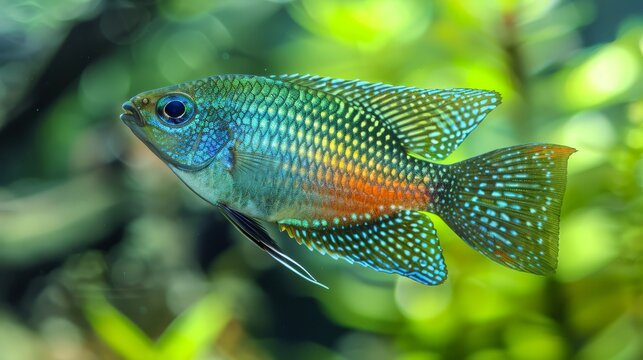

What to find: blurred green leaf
left=82, top=294, right=158, bottom=360
left=157, top=293, right=231, bottom=359
left=83, top=290, right=231, bottom=360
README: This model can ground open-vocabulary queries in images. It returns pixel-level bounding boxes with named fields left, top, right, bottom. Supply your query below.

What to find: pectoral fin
left=219, top=204, right=327, bottom=289
left=229, top=148, right=282, bottom=177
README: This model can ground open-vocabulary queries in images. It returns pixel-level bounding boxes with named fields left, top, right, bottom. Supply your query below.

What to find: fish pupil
left=164, top=100, right=186, bottom=119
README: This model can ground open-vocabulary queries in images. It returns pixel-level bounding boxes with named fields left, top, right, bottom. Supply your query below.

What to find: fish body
left=121, top=74, right=574, bottom=286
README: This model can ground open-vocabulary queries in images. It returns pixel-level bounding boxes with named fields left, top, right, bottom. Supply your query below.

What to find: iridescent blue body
left=121, top=74, right=574, bottom=287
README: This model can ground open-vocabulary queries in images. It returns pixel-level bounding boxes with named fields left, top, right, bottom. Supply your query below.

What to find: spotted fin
left=273, top=74, right=501, bottom=160
left=279, top=210, right=448, bottom=285
left=219, top=204, right=328, bottom=289
left=438, top=144, right=576, bottom=274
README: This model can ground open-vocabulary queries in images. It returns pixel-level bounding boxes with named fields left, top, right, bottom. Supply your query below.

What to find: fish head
left=120, top=79, right=230, bottom=171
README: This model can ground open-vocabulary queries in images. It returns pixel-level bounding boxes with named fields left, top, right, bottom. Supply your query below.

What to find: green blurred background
left=0, top=0, right=641, bottom=359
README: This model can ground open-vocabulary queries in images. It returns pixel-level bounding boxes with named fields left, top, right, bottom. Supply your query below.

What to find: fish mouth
left=120, top=101, right=144, bottom=127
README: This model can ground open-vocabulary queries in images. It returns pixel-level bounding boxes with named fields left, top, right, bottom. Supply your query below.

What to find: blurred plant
left=81, top=282, right=231, bottom=360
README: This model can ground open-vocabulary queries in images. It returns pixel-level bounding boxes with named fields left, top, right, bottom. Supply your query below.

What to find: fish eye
left=156, top=94, right=195, bottom=126
left=164, top=100, right=185, bottom=118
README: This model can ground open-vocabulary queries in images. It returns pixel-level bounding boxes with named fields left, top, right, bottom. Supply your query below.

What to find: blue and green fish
left=121, top=74, right=575, bottom=287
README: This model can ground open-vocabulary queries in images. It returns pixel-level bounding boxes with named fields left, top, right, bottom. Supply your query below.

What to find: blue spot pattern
left=438, top=143, right=575, bottom=274
left=272, top=74, right=501, bottom=161
left=280, top=210, right=448, bottom=285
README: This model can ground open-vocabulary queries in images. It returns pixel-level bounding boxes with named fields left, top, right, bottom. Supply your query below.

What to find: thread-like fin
left=273, top=74, right=501, bottom=160
left=219, top=204, right=328, bottom=289
left=439, top=144, right=575, bottom=274
left=279, top=210, right=448, bottom=285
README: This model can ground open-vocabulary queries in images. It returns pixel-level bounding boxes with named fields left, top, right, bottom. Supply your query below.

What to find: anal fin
left=279, top=210, right=448, bottom=285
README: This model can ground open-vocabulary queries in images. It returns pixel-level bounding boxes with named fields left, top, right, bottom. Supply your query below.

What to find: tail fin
left=438, top=144, right=575, bottom=274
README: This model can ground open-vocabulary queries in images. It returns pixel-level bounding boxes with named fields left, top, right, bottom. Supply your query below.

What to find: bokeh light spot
left=394, top=277, right=452, bottom=320
left=157, top=30, right=215, bottom=83
left=557, top=209, right=617, bottom=282
left=80, top=60, right=131, bottom=111
left=290, top=0, right=432, bottom=50
left=560, top=111, right=615, bottom=173
left=564, top=45, right=640, bottom=109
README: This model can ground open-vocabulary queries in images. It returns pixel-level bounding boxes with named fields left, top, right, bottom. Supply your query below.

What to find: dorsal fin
left=272, top=74, right=502, bottom=161
left=278, top=210, right=448, bottom=285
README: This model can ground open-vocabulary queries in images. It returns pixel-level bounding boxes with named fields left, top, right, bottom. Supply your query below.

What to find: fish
left=120, top=74, right=575, bottom=288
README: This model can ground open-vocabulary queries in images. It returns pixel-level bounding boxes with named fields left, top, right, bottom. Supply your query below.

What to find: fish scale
left=121, top=73, right=575, bottom=287
left=225, top=77, right=427, bottom=220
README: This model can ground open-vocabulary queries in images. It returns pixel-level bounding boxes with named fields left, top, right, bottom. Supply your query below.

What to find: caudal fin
left=438, top=144, right=575, bottom=274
